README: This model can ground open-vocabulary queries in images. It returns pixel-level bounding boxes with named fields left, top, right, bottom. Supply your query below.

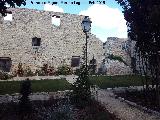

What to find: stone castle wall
left=104, top=37, right=131, bottom=66
left=102, top=37, right=132, bottom=75
left=0, top=8, right=104, bottom=72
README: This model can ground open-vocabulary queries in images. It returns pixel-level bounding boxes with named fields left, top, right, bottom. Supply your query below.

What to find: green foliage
left=23, top=66, right=35, bottom=77
left=115, top=0, right=160, bottom=105
left=35, top=69, right=44, bottom=76
left=35, top=64, right=55, bottom=76
left=74, top=68, right=80, bottom=75
left=88, top=56, right=97, bottom=75
left=16, top=64, right=35, bottom=77
left=56, top=65, right=73, bottom=75
left=31, top=79, right=71, bottom=93
left=17, top=63, right=24, bottom=77
left=107, top=54, right=128, bottom=66
left=0, top=71, right=13, bottom=80
left=34, top=64, right=48, bottom=76
left=41, top=63, right=48, bottom=76
left=0, top=0, right=26, bottom=16
left=89, top=75, right=150, bottom=88
left=72, top=65, right=91, bottom=107
left=71, top=44, right=92, bottom=107
left=47, top=66, right=55, bottom=76
left=0, top=79, right=71, bottom=95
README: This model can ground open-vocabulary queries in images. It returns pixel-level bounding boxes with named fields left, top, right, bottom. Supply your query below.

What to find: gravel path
left=97, top=89, right=160, bottom=120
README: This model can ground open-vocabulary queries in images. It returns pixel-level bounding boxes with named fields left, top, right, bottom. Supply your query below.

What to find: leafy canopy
left=0, top=0, right=26, bottom=16
left=115, top=0, right=160, bottom=54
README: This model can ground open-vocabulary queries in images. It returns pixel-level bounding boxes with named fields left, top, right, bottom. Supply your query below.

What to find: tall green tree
left=115, top=0, right=160, bottom=105
left=0, top=0, right=26, bottom=16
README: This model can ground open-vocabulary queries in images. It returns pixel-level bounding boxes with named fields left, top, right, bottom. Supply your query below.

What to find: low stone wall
left=2, top=75, right=63, bottom=81
left=0, top=90, right=72, bottom=103
left=0, top=75, right=78, bottom=84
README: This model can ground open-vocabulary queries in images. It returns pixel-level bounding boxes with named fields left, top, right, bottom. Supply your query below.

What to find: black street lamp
left=81, top=16, right=92, bottom=69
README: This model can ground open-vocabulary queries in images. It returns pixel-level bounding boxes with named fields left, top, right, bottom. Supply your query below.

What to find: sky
left=10, top=0, right=128, bottom=42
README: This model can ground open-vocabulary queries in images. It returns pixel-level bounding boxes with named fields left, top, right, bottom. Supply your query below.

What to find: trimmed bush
left=35, top=64, right=55, bottom=76
left=56, top=65, right=73, bottom=75
left=23, top=66, right=35, bottom=77
left=0, top=70, right=13, bottom=80
left=47, top=66, right=55, bottom=76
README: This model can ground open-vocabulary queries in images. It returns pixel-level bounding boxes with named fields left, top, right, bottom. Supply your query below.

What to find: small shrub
left=71, top=65, right=91, bottom=108
left=35, top=64, right=55, bottom=76
left=35, top=69, right=44, bottom=76
left=0, top=70, right=13, bottom=80
left=17, top=63, right=24, bottom=77
left=56, top=65, right=73, bottom=75
left=47, top=66, right=55, bottom=76
left=23, top=66, right=35, bottom=77
left=41, top=63, right=48, bottom=76
left=74, top=68, right=80, bottom=75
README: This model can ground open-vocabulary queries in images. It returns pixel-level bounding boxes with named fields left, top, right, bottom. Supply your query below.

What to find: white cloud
left=44, top=4, right=64, bottom=12
left=79, top=4, right=127, bottom=42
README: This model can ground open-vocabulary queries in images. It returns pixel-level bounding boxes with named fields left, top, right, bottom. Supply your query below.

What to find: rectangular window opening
left=71, top=56, right=80, bottom=67
left=32, top=37, right=41, bottom=46
left=0, top=57, right=12, bottom=72
left=4, top=12, right=12, bottom=21
left=52, top=15, right=60, bottom=26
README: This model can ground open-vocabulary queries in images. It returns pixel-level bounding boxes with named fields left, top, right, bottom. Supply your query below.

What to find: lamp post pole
left=81, top=16, right=92, bottom=70
left=85, top=32, right=88, bottom=70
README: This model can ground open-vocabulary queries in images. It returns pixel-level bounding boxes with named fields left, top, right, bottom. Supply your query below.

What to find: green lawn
left=0, top=75, right=150, bottom=95
left=0, top=79, right=71, bottom=95
left=89, top=75, right=150, bottom=89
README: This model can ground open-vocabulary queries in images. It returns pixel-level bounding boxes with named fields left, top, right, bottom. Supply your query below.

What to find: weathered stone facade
left=0, top=8, right=104, bottom=72
left=102, top=37, right=132, bottom=75
left=104, top=37, right=131, bottom=65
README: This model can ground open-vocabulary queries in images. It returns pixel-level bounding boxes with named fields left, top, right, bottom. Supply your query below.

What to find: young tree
left=0, top=0, right=26, bottom=16
left=72, top=46, right=91, bottom=107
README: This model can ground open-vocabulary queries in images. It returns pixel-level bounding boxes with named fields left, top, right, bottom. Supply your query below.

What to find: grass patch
left=0, top=79, right=71, bottom=95
left=0, top=75, right=151, bottom=94
left=89, top=75, right=150, bottom=89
